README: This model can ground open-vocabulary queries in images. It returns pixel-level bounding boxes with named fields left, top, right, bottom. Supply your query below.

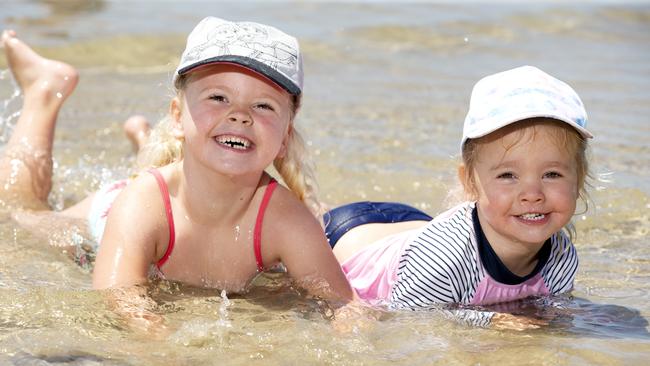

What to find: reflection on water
left=564, top=298, right=649, bottom=340
left=11, top=353, right=127, bottom=366
left=479, top=296, right=650, bottom=340
left=0, top=1, right=649, bottom=364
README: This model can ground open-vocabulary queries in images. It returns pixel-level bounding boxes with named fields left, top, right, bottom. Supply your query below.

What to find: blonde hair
left=460, top=118, right=591, bottom=239
left=136, top=74, right=324, bottom=217
left=273, top=122, right=326, bottom=218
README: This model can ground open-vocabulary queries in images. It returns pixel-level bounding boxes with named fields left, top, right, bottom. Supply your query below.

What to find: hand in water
left=106, top=286, right=171, bottom=339
left=491, top=312, right=548, bottom=331
left=331, top=301, right=381, bottom=334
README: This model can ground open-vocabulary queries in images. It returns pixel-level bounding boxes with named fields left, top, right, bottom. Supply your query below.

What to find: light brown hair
left=459, top=118, right=591, bottom=238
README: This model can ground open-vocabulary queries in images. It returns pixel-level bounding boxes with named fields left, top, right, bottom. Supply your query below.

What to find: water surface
left=1, top=1, right=649, bottom=365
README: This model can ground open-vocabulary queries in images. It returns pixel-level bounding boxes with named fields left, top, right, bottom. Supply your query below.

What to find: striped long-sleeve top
left=389, top=202, right=578, bottom=309
left=341, top=202, right=578, bottom=310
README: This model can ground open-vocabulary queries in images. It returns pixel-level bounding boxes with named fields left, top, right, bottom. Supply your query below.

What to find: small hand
left=491, top=312, right=548, bottom=331
left=124, top=308, right=170, bottom=339
left=331, top=301, right=381, bottom=334
left=107, top=286, right=171, bottom=339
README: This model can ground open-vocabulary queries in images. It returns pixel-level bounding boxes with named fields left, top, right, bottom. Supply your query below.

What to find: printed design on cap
left=183, top=22, right=298, bottom=77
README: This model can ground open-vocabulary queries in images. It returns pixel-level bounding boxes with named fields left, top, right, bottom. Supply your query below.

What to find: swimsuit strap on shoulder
left=147, top=169, right=176, bottom=269
left=253, top=179, right=278, bottom=272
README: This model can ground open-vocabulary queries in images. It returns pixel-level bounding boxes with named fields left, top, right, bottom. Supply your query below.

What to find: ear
left=458, top=164, right=472, bottom=197
left=169, top=96, right=184, bottom=139
left=277, top=124, right=292, bottom=159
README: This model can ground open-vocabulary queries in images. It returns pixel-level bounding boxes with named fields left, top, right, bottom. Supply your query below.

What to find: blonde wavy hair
left=135, top=74, right=324, bottom=218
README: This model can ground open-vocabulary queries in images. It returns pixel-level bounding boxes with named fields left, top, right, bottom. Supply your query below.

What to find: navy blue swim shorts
left=323, top=201, right=432, bottom=248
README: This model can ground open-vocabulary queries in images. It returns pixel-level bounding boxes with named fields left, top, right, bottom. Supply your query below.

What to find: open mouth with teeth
left=215, top=135, right=252, bottom=150
left=518, top=213, right=546, bottom=221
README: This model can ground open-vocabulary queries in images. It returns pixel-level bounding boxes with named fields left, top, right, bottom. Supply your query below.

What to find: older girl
left=0, top=18, right=353, bottom=303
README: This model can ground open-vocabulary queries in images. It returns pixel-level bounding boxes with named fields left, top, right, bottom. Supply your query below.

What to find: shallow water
left=0, top=1, right=649, bottom=365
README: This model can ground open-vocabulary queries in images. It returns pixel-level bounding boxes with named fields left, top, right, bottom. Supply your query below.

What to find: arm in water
left=263, top=186, right=354, bottom=304
left=92, top=174, right=163, bottom=289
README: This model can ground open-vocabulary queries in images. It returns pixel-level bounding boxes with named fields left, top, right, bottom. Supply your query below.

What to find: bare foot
left=2, top=29, right=78, bottom=104
left=0, top=31, right=79, bottom=211
left=123, top=115, right=151, bottom=152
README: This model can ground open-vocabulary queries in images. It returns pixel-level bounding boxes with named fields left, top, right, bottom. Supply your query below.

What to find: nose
left=519, top=179, right=544, bottom=204
left=227, top=108, right=252, bottom=125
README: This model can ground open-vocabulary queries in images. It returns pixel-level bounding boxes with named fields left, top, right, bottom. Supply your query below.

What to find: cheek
left=475, top=179, right=507, bottom=204
left=258, top=114, right=290, bottom=138
left=551, top=183, right=579, bottom=210
left=184, top=107, right=217, bottom=132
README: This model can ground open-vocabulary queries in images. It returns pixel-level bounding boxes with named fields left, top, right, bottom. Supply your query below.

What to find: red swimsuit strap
left=147, top=170, right=276, bottom=273
left=147, top=169, right=176, bottom=269
left=254, top=179, right=278, bottom=272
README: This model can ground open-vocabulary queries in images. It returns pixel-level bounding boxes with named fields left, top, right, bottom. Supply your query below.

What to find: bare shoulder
left=260, top=183, right=326, bottom=255
left=102, top=171, right=169, bottom=246
left=93, top=172, right=168, bottom=288
left=111, top=172, right=164, bottom=216
left=264, top=183, right=320, bottom=231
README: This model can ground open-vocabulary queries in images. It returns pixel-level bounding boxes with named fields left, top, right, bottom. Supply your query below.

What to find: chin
left=512, top=232, right=556, bottom=246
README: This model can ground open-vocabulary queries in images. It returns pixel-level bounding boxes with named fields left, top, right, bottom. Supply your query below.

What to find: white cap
left=462, top=66, right=592, bottom=150
left=175, top=17, right=303, bottom=95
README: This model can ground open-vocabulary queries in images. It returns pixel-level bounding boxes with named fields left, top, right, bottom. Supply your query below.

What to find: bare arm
left=92, top=176, right=163, bottom=289
left=265, top=188, right=353, bottom=304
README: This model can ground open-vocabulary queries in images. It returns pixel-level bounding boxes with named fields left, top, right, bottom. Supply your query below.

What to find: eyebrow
left=197, top=84, right=280, bottom=99
left=196, top=83, right=230, bottom=94
left=489, top=161, right=516, bottom=171
left=489, top=160, right=571, bottom=171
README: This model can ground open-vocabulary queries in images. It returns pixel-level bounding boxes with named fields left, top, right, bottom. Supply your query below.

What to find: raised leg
left=0, top=30, right=78, bottom=210
left=123, top=115, right=151, bottom=153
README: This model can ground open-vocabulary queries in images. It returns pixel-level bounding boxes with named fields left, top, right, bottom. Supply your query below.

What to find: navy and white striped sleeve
left=543, top=231, right=579, bottom=295
left=389, top=208, right=476, bottom=309
left=390, top=241, right=457, bottom=308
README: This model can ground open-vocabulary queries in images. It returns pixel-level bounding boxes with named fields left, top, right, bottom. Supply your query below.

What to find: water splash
left=169, top=289, right=234, bottom=347
left=0, top=68, right=22, bottom=145
left=3, top=158, right=21, bottom=190
left=219, top=289, right=231, bottom=320
left=48, top=154, right=133, bottom=211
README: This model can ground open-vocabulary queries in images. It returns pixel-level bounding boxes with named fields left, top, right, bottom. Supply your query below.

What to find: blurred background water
left=0, top=1, right=648, bottom=365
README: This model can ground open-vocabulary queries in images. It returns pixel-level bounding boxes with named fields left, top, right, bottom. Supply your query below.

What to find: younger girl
left=0, top=17, right=353, bottom=303
left=327, top=66, right=591, bottom=310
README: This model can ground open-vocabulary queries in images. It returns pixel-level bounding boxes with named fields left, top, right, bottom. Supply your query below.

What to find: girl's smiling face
left=466, top=120, right=580, bottom=253
left=172, top=63, right=293, bottom=177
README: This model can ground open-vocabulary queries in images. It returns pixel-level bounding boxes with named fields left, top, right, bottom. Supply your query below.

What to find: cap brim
left=177, top=55, right=301, bottom=96
left=467, top=113, right=592, bottom=139
left=461, top=112, right=593, bottom=151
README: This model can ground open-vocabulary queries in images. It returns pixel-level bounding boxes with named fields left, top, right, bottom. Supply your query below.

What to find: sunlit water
left=0, top=1, right=649, bottom=365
